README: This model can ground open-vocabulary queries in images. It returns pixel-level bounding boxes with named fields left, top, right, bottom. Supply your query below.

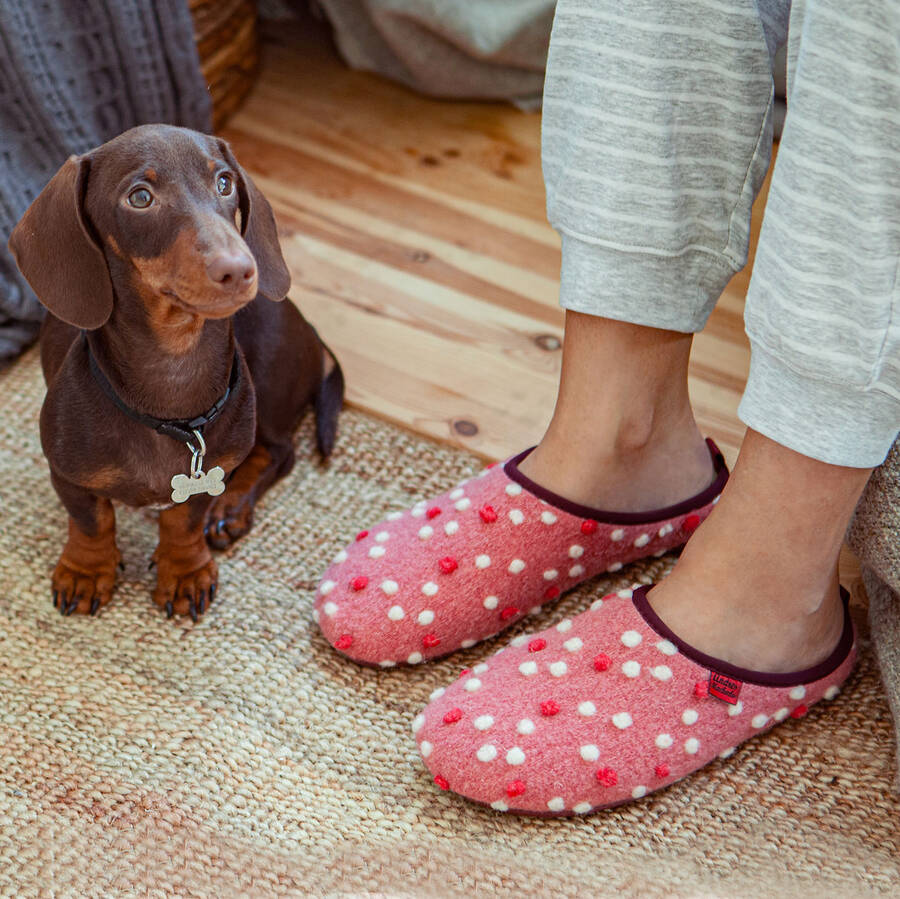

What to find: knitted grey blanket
left=0, top=0, right=211, bottom=360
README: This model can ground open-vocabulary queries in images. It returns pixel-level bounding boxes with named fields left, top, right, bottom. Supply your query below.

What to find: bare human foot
left=647, top=429, right=870, bottom=673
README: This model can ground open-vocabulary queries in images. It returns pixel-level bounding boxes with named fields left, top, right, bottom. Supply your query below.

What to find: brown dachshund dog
left=8, top=124, right=343, bottom=620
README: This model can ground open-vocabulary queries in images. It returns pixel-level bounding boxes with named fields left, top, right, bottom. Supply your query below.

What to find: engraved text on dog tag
left=171, top=466, right=226, bottom=503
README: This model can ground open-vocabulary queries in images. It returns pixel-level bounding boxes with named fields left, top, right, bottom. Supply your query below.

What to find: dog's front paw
left=204, top=490, right=255, bottom=550
left=152, top=554, right=218, bottom=623
left=51, top=552, right=120, bottom=616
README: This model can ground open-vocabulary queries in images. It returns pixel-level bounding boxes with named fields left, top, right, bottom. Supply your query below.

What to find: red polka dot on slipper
left=314, top=441, right=728, bottom=667
left=413, top=585, right=856, bottom=815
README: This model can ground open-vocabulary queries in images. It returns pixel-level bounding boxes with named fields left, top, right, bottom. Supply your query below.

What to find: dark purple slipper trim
left=502, top=438, right=729, bottom=525
left=632, top=585, right=855, bottom=688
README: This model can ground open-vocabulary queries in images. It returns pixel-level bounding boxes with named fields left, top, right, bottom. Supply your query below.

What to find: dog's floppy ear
left=7, top=155, right=113, bottom=330
left=217, top=138, right=291, bottom=302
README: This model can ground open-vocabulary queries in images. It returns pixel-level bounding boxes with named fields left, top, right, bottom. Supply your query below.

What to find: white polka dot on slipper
left=412, top=584, right=857, bottom=815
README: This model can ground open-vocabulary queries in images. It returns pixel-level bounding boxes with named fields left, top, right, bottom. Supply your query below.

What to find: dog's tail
left=314, top=339, right=344, bottom=457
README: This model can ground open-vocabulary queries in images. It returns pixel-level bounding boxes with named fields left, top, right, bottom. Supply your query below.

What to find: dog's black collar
left=83, top=334, right=241, bottom=444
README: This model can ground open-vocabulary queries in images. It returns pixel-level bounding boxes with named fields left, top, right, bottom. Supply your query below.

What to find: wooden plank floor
left=222, top=17, right=769, bottom=469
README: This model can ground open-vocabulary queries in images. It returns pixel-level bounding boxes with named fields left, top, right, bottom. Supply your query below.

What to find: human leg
left=519, top=0, right=790, bottom=508
left=314, top=0, right=789, bottom=666
left=650, top=0, right=900, bottom=671
left=648, top=429, right=870, bottom=671
left=737, top=0, right=900, bottom=469
left=517, top=313, right=713, bottom=513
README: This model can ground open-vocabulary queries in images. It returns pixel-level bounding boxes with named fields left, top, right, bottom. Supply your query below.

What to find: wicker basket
left=189, top=0, right=260, bottom=130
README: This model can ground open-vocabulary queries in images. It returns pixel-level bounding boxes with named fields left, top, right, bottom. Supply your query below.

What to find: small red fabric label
left=708, top=671, right=742, bottom=704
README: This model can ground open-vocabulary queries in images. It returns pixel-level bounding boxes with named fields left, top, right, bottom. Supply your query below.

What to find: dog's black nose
left=207, top=251, right=255, bottom=287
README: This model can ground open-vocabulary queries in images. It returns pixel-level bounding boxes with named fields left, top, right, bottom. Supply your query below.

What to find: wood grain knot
left=453, top=420, right=479, bottom=437
left=412, top=251, right=431, bottom=263
left=534, top=334, right=562, bottom=352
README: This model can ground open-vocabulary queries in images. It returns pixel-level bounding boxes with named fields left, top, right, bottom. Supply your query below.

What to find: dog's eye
left=217, top=173, right=235, bottom=196
left=127, top=187, right=153, bottom=209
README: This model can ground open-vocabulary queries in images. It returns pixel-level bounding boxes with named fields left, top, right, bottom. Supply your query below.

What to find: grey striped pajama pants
left=542, top=0, right=900, bottom=468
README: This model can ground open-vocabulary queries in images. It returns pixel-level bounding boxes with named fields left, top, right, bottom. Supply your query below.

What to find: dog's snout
left=206, top=250, right=256, bottom=287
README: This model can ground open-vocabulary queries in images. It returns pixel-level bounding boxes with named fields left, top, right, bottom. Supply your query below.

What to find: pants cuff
left=738, top=342, right=900, bottom=468
left=557, top=232, right=737, bottom=334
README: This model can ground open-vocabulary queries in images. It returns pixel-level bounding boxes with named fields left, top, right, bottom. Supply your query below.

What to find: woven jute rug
left=1, top=347, right=898, bottom=898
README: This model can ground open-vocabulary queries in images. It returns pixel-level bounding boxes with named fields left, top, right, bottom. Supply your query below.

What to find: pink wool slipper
left=314, top=441, right=728, bottom=667
left=414, top=585, right=856, bottom=816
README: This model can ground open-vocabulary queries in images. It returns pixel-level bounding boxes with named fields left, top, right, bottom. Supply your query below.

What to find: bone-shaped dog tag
left=171, top=466, right=226, bottom=503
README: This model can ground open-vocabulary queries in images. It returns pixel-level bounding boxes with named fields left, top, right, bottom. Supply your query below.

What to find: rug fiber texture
left=0, top=348, right=898, bottom=897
